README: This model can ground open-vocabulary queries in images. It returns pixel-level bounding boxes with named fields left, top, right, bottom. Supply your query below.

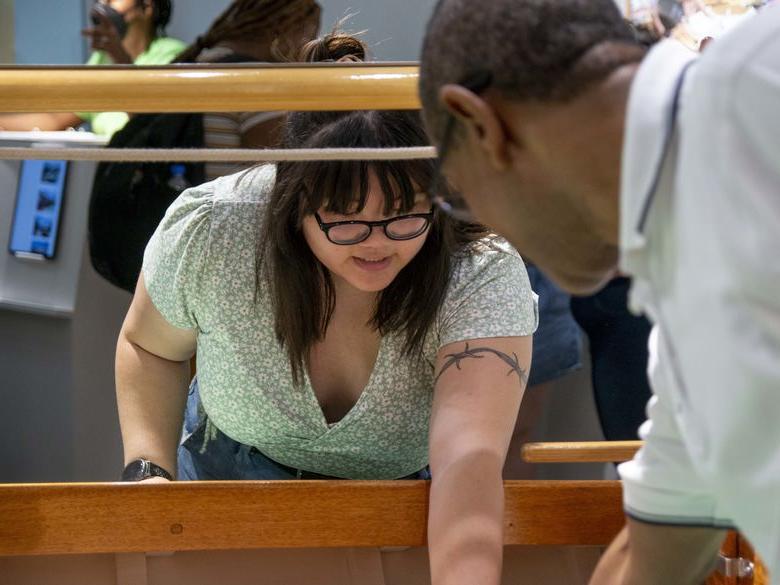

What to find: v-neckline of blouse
left=302, top=335, right=385, bottom=432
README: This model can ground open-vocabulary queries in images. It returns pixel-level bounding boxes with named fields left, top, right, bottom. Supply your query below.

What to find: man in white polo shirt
left=419, top=0, right=780, bottom=583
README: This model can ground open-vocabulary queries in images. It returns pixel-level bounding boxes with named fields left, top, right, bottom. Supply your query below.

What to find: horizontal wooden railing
left=0, top=63, right=420, bottom=113
left=522, top=441, right=643, bottom=464
left=0, top=480, right=624, bottom=556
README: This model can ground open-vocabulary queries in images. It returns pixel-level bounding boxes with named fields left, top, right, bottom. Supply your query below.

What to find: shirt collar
left=620, top=39, right=697, bottom=254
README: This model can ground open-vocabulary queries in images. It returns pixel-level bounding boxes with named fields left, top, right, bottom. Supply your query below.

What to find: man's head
left=420, top=0, right=646, bottom=294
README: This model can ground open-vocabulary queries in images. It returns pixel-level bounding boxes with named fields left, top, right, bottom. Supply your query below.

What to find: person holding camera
left=0, top=0, right=185, bottom=137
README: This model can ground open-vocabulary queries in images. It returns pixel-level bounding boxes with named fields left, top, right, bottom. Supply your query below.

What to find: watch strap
left=121, top=458, right=174, bottom=482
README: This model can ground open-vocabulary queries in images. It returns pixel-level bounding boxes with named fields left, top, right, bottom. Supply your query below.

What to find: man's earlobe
left=439, top=84, right=511, bottom=172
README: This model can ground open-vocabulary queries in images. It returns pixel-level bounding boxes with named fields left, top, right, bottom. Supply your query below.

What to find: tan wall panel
left=0, top=0, right=13, bottom=64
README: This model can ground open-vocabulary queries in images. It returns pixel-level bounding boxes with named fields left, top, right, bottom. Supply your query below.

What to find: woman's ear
left=439, top=84, right=511, bottom=171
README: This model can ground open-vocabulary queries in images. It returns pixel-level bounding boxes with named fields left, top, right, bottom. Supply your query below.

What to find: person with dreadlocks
left=85, top=0, right=321, bottom=293
left=0, top=0, right=185, bottom=137
left=175, top=0, right=321, bottom=180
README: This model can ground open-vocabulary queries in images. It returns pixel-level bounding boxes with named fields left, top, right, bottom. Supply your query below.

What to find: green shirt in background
left=78, top=36, right=186, bottom=137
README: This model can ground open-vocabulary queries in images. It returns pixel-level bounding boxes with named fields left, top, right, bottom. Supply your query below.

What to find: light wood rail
left=0, top=480, right=624, bottom=556
left=522, top=441, right=643, bottom=463
left=0, top=64, right=420, bottom=113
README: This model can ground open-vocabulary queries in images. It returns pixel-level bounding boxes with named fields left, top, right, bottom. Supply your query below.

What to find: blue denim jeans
left=177, top=379, right=432, bottom=481
left=526, top=264, right=583, bottom=386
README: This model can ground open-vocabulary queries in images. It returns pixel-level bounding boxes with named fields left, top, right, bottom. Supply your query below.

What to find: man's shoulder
left=694, top=6, right=780, bottom=88
left=619, top=39, right=695, bottom=257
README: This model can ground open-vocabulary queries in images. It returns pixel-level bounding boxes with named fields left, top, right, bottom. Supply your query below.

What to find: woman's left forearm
left=428, top=453, right=505, bottom=585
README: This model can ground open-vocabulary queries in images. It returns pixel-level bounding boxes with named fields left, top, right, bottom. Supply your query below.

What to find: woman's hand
left=81, top=11, right=132, bottom=64
left=137, top=476, right=173, bottom=484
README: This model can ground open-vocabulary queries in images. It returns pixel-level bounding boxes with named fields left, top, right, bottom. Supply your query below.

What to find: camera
left=89, top=3, right=128, bottom=39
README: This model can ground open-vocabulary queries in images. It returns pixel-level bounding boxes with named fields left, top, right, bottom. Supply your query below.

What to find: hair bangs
left=296, top=158, right=433, bottom=218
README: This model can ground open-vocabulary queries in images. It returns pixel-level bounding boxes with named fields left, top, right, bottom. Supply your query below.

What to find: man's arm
left=590, top=519, right=726, bottom=585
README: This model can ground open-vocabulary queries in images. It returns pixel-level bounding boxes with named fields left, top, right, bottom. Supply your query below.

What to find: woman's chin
left=344, top=276, right=394, bottom=293
left=339, top=269, right=398, bottom=293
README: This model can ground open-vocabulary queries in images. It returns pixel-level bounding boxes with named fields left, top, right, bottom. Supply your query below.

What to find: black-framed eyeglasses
left=429, top=70, right=494, bottom=223
left=315, top=210, right=435, bottom=245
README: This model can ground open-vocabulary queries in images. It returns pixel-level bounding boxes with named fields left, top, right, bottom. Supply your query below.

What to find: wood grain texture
left=0, top=65, right=419, bottom=113
left=522, top=441, right=643, bottom=463
left=0, top=480, right=624, bottom=556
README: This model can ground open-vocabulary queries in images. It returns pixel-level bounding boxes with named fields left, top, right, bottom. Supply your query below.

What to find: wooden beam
left=522, top=441, right=643, bottom=464
left=0, top=64, right=420, bottom=113
left=0, top=480, right=624, bottom=556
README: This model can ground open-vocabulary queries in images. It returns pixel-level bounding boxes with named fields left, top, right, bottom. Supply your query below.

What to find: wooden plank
left=0, top=480, right=624, bottom=556
left=0, top=65, right=420, bottom=113
left=522, top=441, right=643, bottom=464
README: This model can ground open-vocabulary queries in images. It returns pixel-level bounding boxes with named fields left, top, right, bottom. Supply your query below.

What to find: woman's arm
left=428, top=335, right=532, bottom=585
left=0, top=112, right=84, bottom=132
left=116, top=274, right=197, bottom=477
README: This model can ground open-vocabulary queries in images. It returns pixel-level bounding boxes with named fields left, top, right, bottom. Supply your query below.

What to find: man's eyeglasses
left=315, top=210, right=435, bottom=245
left=429, top=70, right=493, bottom=223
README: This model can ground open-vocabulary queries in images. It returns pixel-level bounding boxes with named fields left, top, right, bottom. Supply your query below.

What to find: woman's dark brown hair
left=259, top=33, right=487, bottom=385
left=175, top=0, right=321, bottom=63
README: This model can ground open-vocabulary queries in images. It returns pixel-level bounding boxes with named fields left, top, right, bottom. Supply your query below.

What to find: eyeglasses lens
left=385, top=216, right=428, bottom=239
left=328, top=224, right=371, bottom=244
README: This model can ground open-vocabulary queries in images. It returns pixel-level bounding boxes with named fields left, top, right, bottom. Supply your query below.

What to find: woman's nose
left=363, top=225, right=392, bottom=245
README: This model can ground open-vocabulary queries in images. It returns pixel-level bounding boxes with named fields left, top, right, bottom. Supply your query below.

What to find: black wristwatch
left=121, top=458, right=174, bottom=482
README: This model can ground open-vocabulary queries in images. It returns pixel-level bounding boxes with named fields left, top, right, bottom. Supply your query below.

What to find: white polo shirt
left=617, top=4, right=780, bottom=576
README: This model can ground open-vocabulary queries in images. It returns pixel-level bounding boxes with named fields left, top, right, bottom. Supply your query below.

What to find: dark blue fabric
left=571, top=277, right=652, bottom=441
left=526, top=264, right=583, bottom=386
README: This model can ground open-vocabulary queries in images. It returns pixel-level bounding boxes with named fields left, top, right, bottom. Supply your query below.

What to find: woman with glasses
left=115, top=33, right=537, bottom=584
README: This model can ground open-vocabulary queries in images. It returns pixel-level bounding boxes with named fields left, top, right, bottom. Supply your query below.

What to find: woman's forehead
left=299, top=160, right=431, bottom=215
left=323, top=190, right=427, bottom=211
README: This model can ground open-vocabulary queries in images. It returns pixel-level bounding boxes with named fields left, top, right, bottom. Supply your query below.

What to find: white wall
left=14, top=0, right=86, bottom=64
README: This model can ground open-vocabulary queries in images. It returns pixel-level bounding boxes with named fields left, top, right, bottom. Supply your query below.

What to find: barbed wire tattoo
left=434, top=343, right=529, bottom=386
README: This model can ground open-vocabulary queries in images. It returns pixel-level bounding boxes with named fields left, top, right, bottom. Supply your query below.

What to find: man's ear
left=439, top=84, right=511, bottom=171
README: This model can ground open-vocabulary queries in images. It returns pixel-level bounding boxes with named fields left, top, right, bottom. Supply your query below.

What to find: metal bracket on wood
left=717, top=553, right=754, bottom=579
